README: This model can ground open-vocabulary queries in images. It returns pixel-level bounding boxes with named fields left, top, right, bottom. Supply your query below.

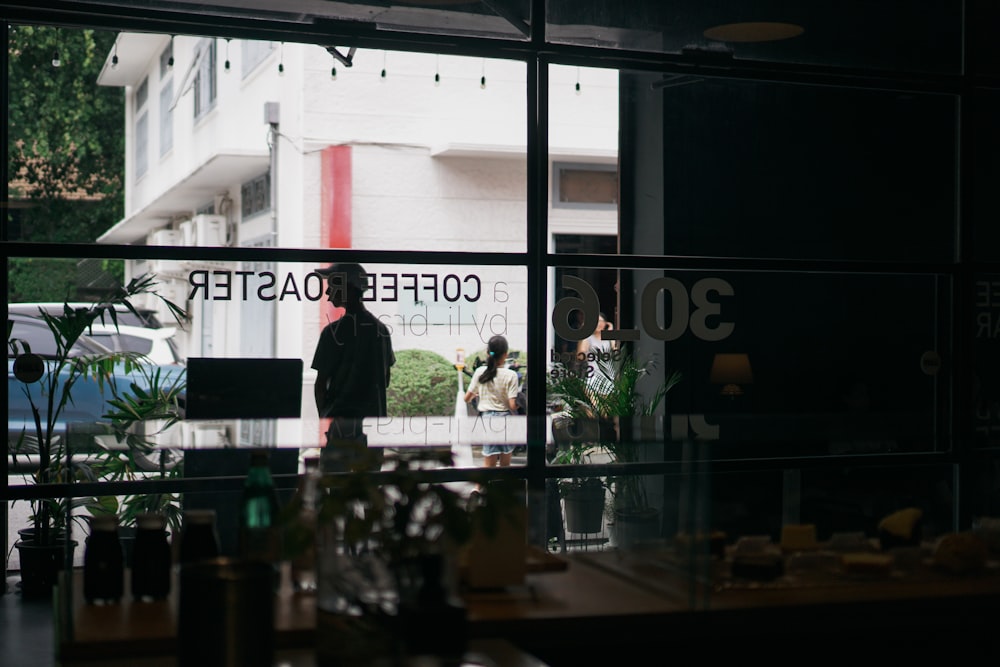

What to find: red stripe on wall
left=318, top=145, right=353, bottom=445
left=321, top=145, right=353, bottom=249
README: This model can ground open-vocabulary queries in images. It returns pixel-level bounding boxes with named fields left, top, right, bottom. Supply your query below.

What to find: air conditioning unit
left=180, top=214, right=226, bottom=247
left=144, top=259, right=185, bottom=280
left=148, top=228, right=181, bottom=246
left=143, top=227, right=185, bottom=277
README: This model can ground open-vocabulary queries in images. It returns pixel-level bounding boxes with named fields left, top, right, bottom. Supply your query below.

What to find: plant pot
left=562, top=481, right=606, bottom=534
left=611, top=507, right=661, bottom=551
left=14, top=538, right=78, bottom=599
left=17, top=527, right=69, bottom=544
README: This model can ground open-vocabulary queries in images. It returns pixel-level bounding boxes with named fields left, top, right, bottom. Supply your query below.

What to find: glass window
left=545, top=1, right=962, bottom=74
left=241, top=39, right=275, bottom=78
left=135, top=110, right=148, bottom=179
left=546, top=267, right=950, bottom=458
left=193, top=39, right=216, bottom=119
left=135, top=76, right=148, bottom=179
left=159, top=78, right=173, bottom=156
left=551, top=65, right=959, bottom=261
left=975, top=274, right=1000, bottom=449
left=553, top=163, right=618, bottom=209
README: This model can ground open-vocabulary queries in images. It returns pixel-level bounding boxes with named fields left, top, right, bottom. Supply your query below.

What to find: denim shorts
left=479, top=411, right=516, bottom=456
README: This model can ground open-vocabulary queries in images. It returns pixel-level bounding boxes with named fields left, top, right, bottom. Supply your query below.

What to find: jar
left=83, top=514, right=124, bottom=604
left=131, top=513, right=172, bottom=601
left=178, top=509, right=221, bottom=565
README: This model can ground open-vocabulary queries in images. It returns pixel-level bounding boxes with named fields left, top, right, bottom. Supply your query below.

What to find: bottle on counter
left=131, top=512, right=172, bottom=601
left=83, top=514, right=124, bottom=605
left=239, top=448, right=282, bottom=567
left=287, top=456, right=321, bottom=592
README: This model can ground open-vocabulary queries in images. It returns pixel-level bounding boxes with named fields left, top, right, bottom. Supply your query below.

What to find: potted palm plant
left=550, top=416, right=607, bottom=535
left=547, top=349, right=681, bottom=549
left=7, top=274, right=187, bottom=596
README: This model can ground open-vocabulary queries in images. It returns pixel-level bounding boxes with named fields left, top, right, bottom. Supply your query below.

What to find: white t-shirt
left=468, top=365, right=520, bottom=412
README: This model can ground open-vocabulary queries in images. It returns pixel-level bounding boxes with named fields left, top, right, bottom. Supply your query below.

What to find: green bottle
left=239, top=449, right=282, bottom=565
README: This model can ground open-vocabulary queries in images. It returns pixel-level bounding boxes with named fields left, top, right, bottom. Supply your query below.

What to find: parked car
left=85, top=323, right=182, bottom=366
left=7, top=312, right=186, bottom=454
left=7, top=302, right=184, bottom=365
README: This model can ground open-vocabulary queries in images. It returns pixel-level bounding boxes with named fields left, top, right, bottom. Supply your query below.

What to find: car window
left=7, top=318, right=107, bottom=358
left=91, top=332, right=154, bottom=355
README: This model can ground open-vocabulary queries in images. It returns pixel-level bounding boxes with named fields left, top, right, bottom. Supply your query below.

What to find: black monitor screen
left=184, top=357, right=303, bottom=419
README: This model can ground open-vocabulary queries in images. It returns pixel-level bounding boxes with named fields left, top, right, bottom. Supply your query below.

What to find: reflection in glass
left=547, top=267, right=950, bottom=457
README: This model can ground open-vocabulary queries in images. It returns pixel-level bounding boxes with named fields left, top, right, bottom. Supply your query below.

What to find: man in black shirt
left=311, top=262, right=395, bottom=471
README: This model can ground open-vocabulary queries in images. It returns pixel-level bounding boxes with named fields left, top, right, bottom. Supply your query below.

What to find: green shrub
left=387, top=349, right=460, bottom=417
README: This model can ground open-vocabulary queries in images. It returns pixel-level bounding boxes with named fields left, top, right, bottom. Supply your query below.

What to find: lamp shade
left=709, top=353, right=753, bottom=397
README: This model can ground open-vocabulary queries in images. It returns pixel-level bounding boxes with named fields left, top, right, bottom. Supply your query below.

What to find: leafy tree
left=386, top=349, right=459, bottom=417
left=7, top=25, right=125, bottom=299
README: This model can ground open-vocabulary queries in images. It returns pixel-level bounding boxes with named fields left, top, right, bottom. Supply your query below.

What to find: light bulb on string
left=278, top=42, right=284, bottom=75
left=331, top=66, right=337, bottom=80
left=575, top=67, right=582, bottom=95
left=381, top=51, right=387, bottom=81
left=224, top=38, right=230, bottom=72
left=168, top=36, right=174, bottom=67
left=434, top=54, right=440, bottom=87
left=480, top=59, right=486, bottom=89
left=51, top=51, right=61, bottom=67
left=111, top=43, right=119, bottom=69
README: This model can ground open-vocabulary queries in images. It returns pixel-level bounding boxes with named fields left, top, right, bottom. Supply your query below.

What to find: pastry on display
left=971, top=516, right=1000, bottom=555
left=785, top=550, right=840, bottom=575
left=932, top=531, right=989, bottom=574
left=840, top=552, right=894, bottom=576
left=826, top=531, right=875, bottom=552
left=731, top=552, right=784, bottom=581
left=674, top=531, right=728, bottom=559
left=732, top=534, right=775, bottom=555
left=877, top=507, right=923, bottom=551
left=780, top=524, right=819, bottom=553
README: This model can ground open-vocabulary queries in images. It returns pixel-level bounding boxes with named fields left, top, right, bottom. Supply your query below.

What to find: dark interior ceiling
left=1, top=1, right=996, bottom=83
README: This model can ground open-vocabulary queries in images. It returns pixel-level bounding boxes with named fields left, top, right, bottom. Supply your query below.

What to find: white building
left=95, top=34, right=619, bottom=450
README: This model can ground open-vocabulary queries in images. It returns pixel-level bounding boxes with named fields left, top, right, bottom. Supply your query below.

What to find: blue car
left=7, top=312, right=186, bottom=458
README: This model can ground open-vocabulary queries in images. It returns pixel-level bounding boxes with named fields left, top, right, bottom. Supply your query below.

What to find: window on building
left=241, top=173, right=271, bottom=218
left=159, top=78, right=173, bottom=156
left=135, top=76, right=148, bottom=179
left=193, top=38, right=217, bottom=119
left=553, top=162, right=618, bottom=209
left=241, top=39, right=275, bottom=78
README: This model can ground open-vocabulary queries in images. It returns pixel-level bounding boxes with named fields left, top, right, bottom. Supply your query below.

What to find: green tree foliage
left=386, top=349, right=459, bottom=417
left=8, top=258, right=77, bottom=302
left=8, top=25, right=126, bottom=301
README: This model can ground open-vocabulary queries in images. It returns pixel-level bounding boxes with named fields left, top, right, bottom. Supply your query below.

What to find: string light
left=224, top=38, right=230, bottom=72
left=111, top=42, right=119, bottom=69
left=480, top=59, right=486, bottom=89
left=575, top=66, right=582, bottom=95
left=51, top=51, right=61, bottom=67
left=331, top=65, right=337, bottom=80
left=381, top=51, right=387, bottom=81
left=278, top=42, right=284, bottom=75
left=434, top=54, right=440, bottom=87
left=167, top=36, right=174, bottom=67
